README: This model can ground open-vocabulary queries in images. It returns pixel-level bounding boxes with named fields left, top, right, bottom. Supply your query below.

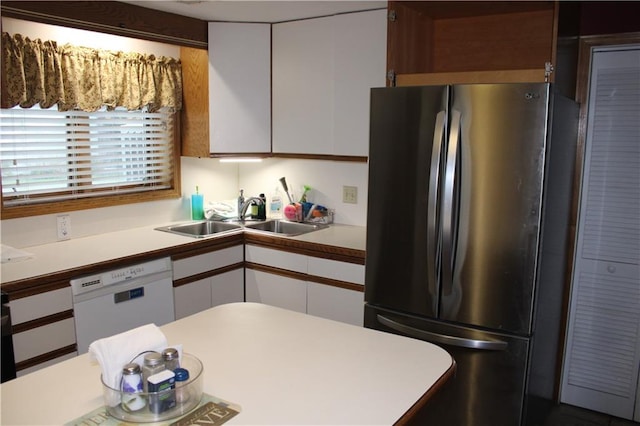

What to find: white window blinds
left=0, top=106, right=174, bottom=206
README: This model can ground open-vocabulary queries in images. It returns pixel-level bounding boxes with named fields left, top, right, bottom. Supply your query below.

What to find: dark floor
left=528, top=402, right=640, bottom=426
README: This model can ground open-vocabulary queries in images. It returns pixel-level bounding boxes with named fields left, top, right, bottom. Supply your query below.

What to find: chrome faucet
left=239, top=197, right=264, bottom=220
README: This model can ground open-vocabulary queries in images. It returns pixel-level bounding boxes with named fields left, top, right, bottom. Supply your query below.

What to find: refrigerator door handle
left=442, top=109, right=461, bottom=297
left=427, top=110, right=446, bottom=312
left=377, top=314, right=508, bottom=351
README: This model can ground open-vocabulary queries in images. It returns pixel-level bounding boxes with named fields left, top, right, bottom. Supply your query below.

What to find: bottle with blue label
left=269, top=187, right=283, bottom=219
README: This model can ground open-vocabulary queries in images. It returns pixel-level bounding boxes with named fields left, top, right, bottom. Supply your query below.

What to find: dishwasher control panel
left=70, top=257, right=172, bottom=296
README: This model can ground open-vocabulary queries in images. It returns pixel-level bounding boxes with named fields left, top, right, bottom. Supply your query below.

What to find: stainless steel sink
left=243, top=219, right=327, bottom=236
left=155, top=221, right=242, bottom=238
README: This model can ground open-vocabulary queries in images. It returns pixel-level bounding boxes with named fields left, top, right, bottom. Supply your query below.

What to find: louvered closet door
left=561, top=46, right=640, bottom=421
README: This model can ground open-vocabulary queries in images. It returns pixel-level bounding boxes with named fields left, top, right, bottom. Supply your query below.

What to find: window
left=0, top=105, right=179, bottom=217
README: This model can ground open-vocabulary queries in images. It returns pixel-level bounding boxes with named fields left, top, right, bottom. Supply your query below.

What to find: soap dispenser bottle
left=269, top=187, right=283, bottom=219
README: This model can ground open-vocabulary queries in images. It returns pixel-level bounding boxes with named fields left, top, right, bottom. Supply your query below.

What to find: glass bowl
left=101, top=353, right=204, bottom=423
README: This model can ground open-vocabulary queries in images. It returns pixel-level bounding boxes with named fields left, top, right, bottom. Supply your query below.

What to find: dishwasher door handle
left=377, top=314, right=508, bottom=351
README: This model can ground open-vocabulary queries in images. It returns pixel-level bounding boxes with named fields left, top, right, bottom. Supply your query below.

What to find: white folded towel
left=88, top=323, right=168, bottom=391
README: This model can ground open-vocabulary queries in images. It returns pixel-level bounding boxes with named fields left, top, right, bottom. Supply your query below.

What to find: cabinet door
left=560, top=46, right=640, bottom=420
left=272, top=10, right=386, bottom=156
left=272, top=16, right=334, bottom=155
left=211, top=269, right=244, bottom=307
left=307, top=282, right=364, bottom=326
left=174, top=278, right=212, bottom=320
left=209, top=22, right=271, bottom=154
left=245, top=269, right=307, bottom=313
left=332, top=10, right=387, bottom=157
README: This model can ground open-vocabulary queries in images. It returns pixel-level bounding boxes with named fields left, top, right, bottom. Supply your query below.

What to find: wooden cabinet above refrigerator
left=386, top=1, right=561, bottom=86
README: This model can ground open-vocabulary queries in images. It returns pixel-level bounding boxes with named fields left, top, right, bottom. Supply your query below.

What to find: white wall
left=0, top=157, right=240, bottom=248
left=0, top=18, right=369, bottom=249
left=238, top=158, right=368, bottom=226
left=0, top=157, right=367, bottom=248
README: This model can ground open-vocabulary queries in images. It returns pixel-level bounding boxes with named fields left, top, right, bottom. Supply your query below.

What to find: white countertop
left=0, top=222, right=366, bottom=285
left=0, top=303, right=453, bottom=425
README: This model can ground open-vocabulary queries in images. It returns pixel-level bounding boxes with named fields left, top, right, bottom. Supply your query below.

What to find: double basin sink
left=155, top=219, right=328, bottom=238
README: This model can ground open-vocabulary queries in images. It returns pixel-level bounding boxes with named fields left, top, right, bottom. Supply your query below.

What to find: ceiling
left=122, top=1, right=387, bottom=23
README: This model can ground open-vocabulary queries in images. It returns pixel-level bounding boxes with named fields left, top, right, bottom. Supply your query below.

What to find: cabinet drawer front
left=13, top=318, right=76, bottom=363
left=245, top=245, right=307, bottom=273
left=173, top=246, right=243, bottom=280
left=10, top=287, right=72, bottom=325
left=308, top=257, right=365, bottom=285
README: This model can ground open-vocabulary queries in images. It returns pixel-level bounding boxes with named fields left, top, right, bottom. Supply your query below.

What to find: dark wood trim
left=270, top=153, right=368, bottom=163
left=171, top=239, right=244, bottom=261
left=394, top=360, right=457, bottom=425
left=1, top=1, right=207, bottom=48
left=13, top=310, right=74, bottom=334
left=180, top=46, right=210, bottom=158
left=246, top=262, right=308, bottom=282
left=246, top=262, right=364, bottom=292
left=244, top=236, right=366, bottom=265
left=306, top=275, right=364, bottom=293
left=6, top=279, right=69, bottom=301
left=207, top=153, right=369, bottom=163
left=173, top=262, right=244, bottom=288
left=15, top=344, right=77, bottom=372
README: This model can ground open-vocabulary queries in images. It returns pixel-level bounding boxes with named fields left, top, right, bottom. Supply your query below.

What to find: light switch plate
left=343, top=186, right=358, bottom=204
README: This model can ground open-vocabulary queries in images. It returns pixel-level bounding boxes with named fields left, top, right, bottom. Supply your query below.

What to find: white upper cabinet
left=208, top=22, right=271, bottom=154
left=272, top=9, right=387, bottom=157
left=332, top=11, right=388, bottom=157
left=272, top=17, right=334, bottom=155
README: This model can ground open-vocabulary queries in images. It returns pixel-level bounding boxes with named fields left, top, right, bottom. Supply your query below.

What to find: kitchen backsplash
left=1, top=157, right=367, bottom=248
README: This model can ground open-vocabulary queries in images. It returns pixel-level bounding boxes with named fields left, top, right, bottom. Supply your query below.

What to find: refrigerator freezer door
left=441, top=83, right=551, bottom=334
left=365, top=304, right=530, bottom=426
left=365, top=86, right=448, bottom=318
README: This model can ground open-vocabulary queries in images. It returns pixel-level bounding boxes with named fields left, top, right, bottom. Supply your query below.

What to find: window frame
left=0, top=111, right=181, bottom=219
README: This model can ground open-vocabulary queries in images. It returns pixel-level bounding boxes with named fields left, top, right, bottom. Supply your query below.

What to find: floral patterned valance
left=1, top=32, right=183, bottom=112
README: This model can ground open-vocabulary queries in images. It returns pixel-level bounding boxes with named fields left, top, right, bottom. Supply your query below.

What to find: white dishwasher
left=71, top=257, right=175, bottom=354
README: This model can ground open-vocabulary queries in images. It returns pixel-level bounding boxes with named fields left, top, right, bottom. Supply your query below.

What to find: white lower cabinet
left=173, top=246, right=244, bottom=320
left=174, top=277, right=212, bottom=320
left=13, top=318, right=77, bottom=364
left=245, top=269, right=307, bottom=314
left=307, top=282, right=364, bottom=327
left=245, top=244, right=365, bottom=325
left=174, top=269, right=245, bottom=320
left=211, top=269, right=244, bottom=307
left=9, top=286, right=77, bottom=375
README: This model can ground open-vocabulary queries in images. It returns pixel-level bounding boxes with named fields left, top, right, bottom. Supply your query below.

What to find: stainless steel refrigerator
left=364, top=83, right=578, bottom=425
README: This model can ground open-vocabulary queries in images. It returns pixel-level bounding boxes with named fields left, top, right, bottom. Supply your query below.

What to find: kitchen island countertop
left=0, top=302, right=454, bottom=425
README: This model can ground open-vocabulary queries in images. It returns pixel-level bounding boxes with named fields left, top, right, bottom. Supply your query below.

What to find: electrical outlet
left=57, top=214, right=71, bottom=240
left=343, top=186, right=358, bottom=204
